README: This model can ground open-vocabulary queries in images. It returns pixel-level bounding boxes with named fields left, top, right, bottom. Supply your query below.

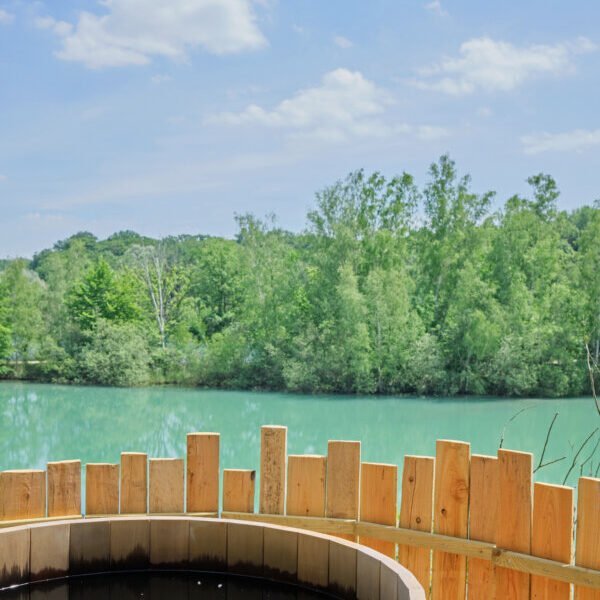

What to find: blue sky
left=1, top=0, right=599, bottom=257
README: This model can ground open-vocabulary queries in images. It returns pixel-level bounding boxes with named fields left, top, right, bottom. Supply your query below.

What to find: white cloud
left=207, top=68, right=449, bottom=144
left=207, top=68, right=391, bottom=141
left=39, top=0, right=267, bottom=69
left=333, top=35, right=353, bottom=49
left=0, top=174, right=7, bottom=182
left=521, top=129, right=600, bottom=154
left=0, top=8, right=14, bottom=24
left=412, top=36, right=597, bottom=95
left=424, top=1, right=448, bottom=17
left=477, top=107, right=493, bottom=118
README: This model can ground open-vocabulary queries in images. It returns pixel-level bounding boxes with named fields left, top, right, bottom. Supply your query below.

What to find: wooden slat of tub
left=47, top=460, right=81, bottom=517
left=496, top=449, right=533, bottom=600
left=86, top=463, right=119, bottom=516
left=223, top=469, right=255, bottom=513
left=149, top=458, right=184, bottom=513
left=187, top=432, right=220, bottom=513
left=574, top=477, right=600, bottom=600
left=531, top=482, right=573, bottom=600
left=259, top=425, right=287, bottom=515
left=120, top=452, right=147, bottom=514
left=431, top=440, right=470, bottom=600
left=359, top=461, right=397, bottom=558
left=326, top=440, right=361, bottom=541
left=468, top=454, right=498, bottom=600
left=287, top=455, right=326, bottom=517
left=398, top=455, right=434, bottom=594
left=0, top=469, right=46, bottom=520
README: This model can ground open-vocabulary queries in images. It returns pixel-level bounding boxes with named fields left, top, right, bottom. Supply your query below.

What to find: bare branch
left=499, top=404, right=538, bottom=449
left=534, top=412, right=560, bottom=473
left=536, top=456, right=566, bottom=471
left=563, top=428, right=599, bottom=485
left=585, top=342, right=600, bottom=418
left=579, top=434, right=600, bottom=476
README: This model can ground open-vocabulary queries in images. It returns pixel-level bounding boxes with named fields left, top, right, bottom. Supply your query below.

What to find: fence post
left=86, top=463, right=119, bottom=516
left=223, top=469, right=255, bottom=513
left=359, top=461, right=397, bottom=557
left=399, top=455, right=435, bottom=594
left=120, top=452, right=147, bottom=514
left=47, top=460, right=81, bottom=517
left=496, top=449, right=533, bottom=600
left=259, top=425, right=287, bottom=515
left=149, top=458, right=184, bottom=513
left=468, top=454, right=498, bottom=600
left=574, top=477, right=600, bottom=600
left=431, top=440, right=470, bottom=600
left=0, top=470, right=46, bottom=520
left=287, top=455, right=326, bottom=517
left=531, top=482, right=573, bottom=599
left=326, top=440, right=361, bottom=542
left=187, top=433, right=220, bottom=514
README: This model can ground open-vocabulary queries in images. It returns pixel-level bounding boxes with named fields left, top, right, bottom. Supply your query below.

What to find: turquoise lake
left=0, top=382, right=597, bottom=493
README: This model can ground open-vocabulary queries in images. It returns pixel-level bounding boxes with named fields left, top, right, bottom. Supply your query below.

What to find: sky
left=1, top=0, right=599, bottom=257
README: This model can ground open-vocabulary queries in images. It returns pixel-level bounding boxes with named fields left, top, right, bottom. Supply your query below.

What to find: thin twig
left=563, top=428, right=599, bottom=485
left=499, top=404, right=538, bottom=448
left=579, top=435, right=600, bottom=476
left=585, top=342, right=600, bottom=418
left=534, top=412, right=559, bottom=473
left=596, top=462, right=600, bottom=478
left=536, top=456, right=566, bottom=471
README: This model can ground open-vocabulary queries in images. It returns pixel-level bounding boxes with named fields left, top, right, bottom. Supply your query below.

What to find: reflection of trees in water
left=0, top=382, right=593, bottom=489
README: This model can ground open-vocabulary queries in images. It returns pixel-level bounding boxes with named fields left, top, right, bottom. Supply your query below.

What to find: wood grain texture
left=259, top=425, right=287, bottom=515
left=0, top=469, right=46, bottom=520
left=149, top=458, right=184, bottom=513
left=398, top=455, right=434, bottom=594
left=496, top=449, right=533, bottom=600
left=431, top=440, right=470, bottom=600
left=120, top=452, right=147, bottom=514
left=47, top=460, right=81, bottom=518
left=287, top=455, right=326, bottom=517
left=187, top=433, right=220, bottom=513
left=326, top=440, right=360, bottom=542
left=223, top=469, right=255, bottom=513
left=359, top=461, right=397, bottom=557
left=468, top=454, right=498, bottom=600
left=531, top=482, right=573, bottom=600
left=575, top=477, right=600, bottom=600
left=86, top=463, right=119, bottom=516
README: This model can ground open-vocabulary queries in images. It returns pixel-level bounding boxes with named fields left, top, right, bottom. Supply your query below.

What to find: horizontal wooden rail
left=224, top=512, right=600, bottom=590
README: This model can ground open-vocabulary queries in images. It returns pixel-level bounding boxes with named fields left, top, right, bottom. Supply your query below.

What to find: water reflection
left=0, top=382, right=596, bottom=488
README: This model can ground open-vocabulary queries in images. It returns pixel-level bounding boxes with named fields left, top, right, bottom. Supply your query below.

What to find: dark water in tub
left=0, top=571, right=337, bottom=600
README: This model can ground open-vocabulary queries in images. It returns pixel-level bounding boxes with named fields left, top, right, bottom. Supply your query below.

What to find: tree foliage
left=1, top=155, right=598, bottom=395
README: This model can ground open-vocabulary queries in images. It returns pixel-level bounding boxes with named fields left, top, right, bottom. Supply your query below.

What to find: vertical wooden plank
left=359, top=462, right=397, bottom=558
left=326, top=440, right=361, bottom=542
left=431, top=440, right=470, bottom=600
left=574, top=477, right=600, bottom=600
left=531, top=482, right=573, bottom=600
left=398, top=455, right=434, bottom=594
left=187, top=432, right=220, bottom=513
left=86, top=463, right=119, bottom=516
left=48, top=460, right=81, bottom=517
left=120, top=452, right=147, bottom=514
left=468, top=454, right=498, bottom=600
left=149, top=458, right=184, bottom=513
left=259, top=425, right=287, bottom=515
left=496, top=449, right=533, bottom=600
left=287, top=455, right=326, bottom=517
left=0, top=469, right=46, bottom=520
left=223, top=469, right=255, bottom=513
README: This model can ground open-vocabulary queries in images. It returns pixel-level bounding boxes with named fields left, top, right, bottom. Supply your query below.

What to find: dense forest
left=1, top=156, right=599, bottom=396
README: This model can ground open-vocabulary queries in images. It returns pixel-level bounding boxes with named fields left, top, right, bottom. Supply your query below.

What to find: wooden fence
left=0, top=425, right=599, bottom=599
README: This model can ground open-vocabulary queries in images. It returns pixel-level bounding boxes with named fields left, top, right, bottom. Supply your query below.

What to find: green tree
left=68, top=258, right=141, bottom=331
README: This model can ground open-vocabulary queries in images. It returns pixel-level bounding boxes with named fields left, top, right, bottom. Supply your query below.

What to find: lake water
left=0, top=382, right=597, bottom=493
